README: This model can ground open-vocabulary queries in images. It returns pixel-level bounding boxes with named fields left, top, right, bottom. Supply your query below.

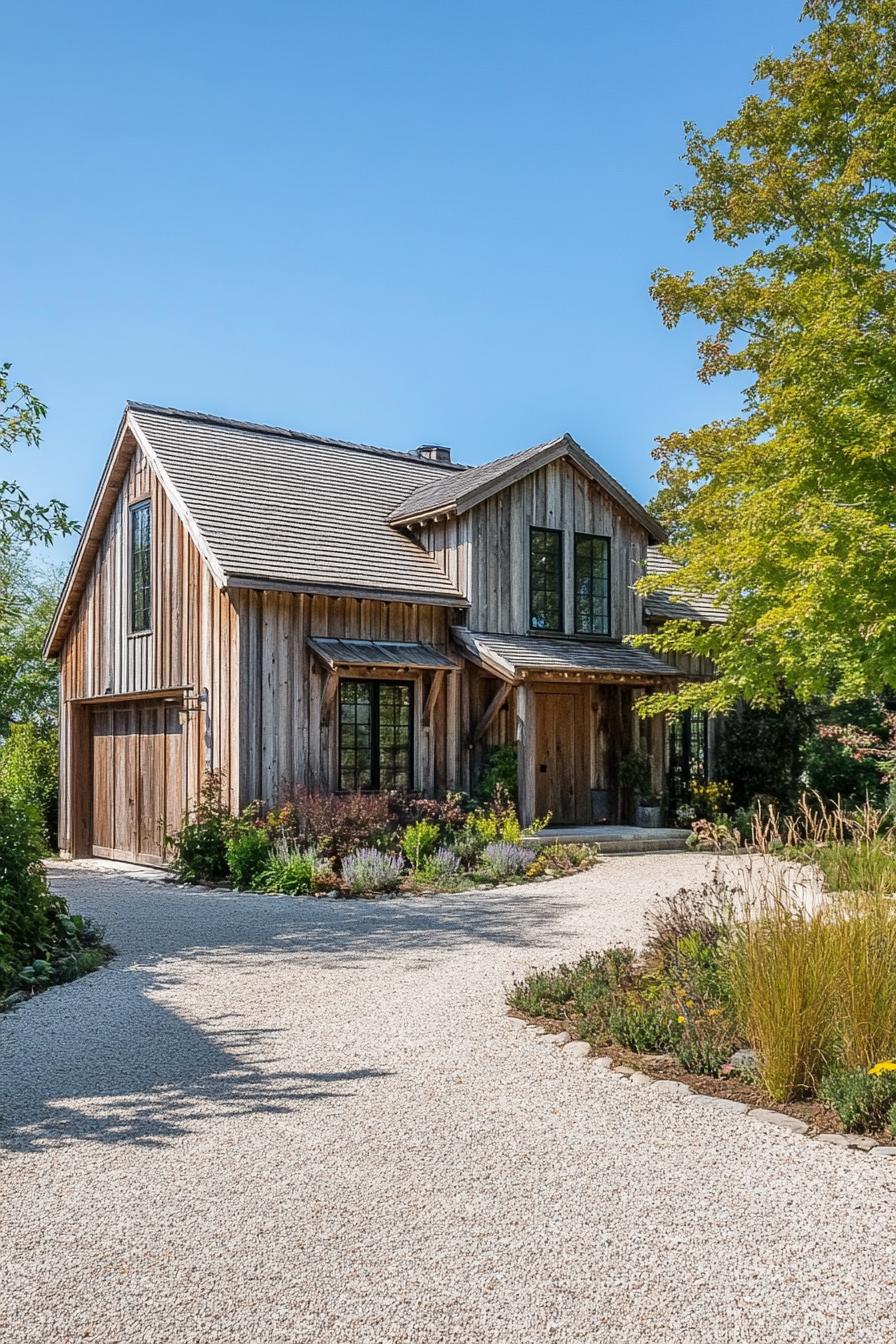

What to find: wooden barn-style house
left=45, top=404, right=722, bottom=866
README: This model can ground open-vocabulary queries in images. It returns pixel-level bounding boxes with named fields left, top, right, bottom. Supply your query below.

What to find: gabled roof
left=644, top=548, right=728, bottom=625
left=46, top=404, right=470, bottom=655
left=451, top=628, right=680, bottom=683
left=388, top=432, right=667, bottom=544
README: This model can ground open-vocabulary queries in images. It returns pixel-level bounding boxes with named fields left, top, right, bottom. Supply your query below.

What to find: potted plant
left=619, top=748, right=662, bottom=828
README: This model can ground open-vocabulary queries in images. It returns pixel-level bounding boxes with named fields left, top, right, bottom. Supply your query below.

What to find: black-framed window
left=574, top=533, right=610, bottom=635
left=339, top=680, right=412, bottom=791
left=129, top=500, right=151, bottom=633
left=529, top=527, right=563, bottom=631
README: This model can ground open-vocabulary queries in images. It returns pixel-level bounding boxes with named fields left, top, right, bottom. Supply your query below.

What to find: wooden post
left=516, top=682, right=535, bottom=826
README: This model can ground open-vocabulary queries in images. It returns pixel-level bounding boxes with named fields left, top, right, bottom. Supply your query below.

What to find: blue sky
left=6, top=1, right=805, bottom=564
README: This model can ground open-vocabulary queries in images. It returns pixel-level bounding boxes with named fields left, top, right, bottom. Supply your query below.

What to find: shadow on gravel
left=0, top=976, right=391, bottom=1153
left=0, top=868, right=569, bottom=1154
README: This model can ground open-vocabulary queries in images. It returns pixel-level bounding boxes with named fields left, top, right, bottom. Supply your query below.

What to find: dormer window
left=574, top=533, right=610, bottom=635
left=529, top=527, right=563, bottom=631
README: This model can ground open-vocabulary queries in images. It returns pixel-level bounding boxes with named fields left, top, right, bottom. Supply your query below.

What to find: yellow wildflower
left=677, top=1015, right=686, bottom=1024
left=868, top=1060, right=896, bottom=1076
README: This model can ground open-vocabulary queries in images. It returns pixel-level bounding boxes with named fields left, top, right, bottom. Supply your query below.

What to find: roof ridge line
left=126, top=401, right=466, bottom=471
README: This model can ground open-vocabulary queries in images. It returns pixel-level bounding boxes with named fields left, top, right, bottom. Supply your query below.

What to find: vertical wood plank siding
left=57, top=441, right=240, bottom=854
left=419, top=457, right=648, bottom=637
left=233, top=591, right=462, bottom=808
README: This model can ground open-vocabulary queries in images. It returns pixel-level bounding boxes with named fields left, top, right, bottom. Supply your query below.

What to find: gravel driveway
left=3, top=854, right=895, bottom=1344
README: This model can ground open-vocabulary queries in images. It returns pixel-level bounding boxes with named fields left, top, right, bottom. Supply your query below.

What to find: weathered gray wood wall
left=57, top=440, right=240, bottom=855
left=232, top=592, right=465, bottom=808
left=419, top=457, right=649, bottom=637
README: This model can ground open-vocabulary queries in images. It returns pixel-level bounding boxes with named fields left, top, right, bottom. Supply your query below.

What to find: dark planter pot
left=591, top=789, right=610, bottom=824
left=634, top=804, right=662, bottom=829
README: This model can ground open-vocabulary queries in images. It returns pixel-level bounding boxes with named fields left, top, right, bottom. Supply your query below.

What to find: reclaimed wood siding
left=233, top=592, right=464, bottom=807
left=57, top=442, right=240, bottom=854
left=419, top=458, right=648, bottom=636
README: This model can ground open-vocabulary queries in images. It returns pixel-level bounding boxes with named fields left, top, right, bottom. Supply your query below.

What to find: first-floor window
left=339, top=680, right=412, bottom=791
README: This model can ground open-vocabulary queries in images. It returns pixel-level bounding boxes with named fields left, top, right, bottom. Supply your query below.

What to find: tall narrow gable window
left=339, top=680, right=412, bottom=790
left=574, top=533, right=610, bottom=635
left=130, top=500, right=152, bottom=633
left=529, top=527, right=563, bottom=631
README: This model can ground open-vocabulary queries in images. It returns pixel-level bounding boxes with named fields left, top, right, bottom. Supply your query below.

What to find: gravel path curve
left=3, top=854, right=895, bottom=1343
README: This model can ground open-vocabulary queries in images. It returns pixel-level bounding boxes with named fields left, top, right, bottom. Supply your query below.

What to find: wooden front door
left=533, top=686, right=590, bottom=825
left=90, top=702, right=184, bottom=865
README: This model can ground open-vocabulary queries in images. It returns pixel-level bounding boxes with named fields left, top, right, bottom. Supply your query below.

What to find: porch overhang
left=450, top=628, right=681, bottom=685
left=307, top=637, right=457, bottom=673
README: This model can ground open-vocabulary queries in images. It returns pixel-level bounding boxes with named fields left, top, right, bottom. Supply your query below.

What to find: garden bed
left=509, top=1012, right=886, bottom=1138
left=167, top=774, right=599, bottom=898
left=507, top=853, right=896, bottom=1144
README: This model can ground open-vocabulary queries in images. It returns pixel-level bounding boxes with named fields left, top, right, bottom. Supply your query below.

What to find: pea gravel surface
left=3, top=854, right=895, bottom=1344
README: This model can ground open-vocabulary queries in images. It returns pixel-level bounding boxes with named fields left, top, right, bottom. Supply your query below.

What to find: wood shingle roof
left=127, top=404, right=468, bottom=605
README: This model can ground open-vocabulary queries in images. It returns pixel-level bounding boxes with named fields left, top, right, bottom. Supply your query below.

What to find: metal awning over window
left=307, top=637, right=457, bottom=673
left=451, top=627, right=681, bottom=684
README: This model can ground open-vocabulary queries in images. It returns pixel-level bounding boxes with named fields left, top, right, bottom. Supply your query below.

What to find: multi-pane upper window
left=529, top=528, right=563, bottom=631
left=339, top=680, right=412, bottom=791
left=574, top=533, right=610, bottom=635
left=129, top=501, right=152, bottom=633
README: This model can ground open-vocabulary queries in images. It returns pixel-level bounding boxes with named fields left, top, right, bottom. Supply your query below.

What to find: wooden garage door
left=91, top=702, right=185, bottom=866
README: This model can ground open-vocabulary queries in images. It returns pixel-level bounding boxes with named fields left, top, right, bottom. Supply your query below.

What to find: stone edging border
left=507, top=1014, right=896, bottom=1158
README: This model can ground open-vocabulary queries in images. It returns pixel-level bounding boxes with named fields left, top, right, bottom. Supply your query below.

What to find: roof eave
left=388, top=433, right=668, bottom=543
left=44, top=407, right=134, bottom=659
left=224, top=573, right=468, bottom=608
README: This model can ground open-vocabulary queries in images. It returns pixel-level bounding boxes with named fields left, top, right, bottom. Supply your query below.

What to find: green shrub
left=606, top=995, right=681, bottom=1053
left=524, top=843, right=598, bottom=878
left=0, top=794, right=68, bottom=993
left=167, top=772, right=231, bottom=883
left=449, top=827, right=487, bottom=868
left=419, top=846, right=462, bottom=885
left=401, top=819, right=440, bottom=870
left=0, top=723, right=58, bottom=849
left=258, top=845, right=334, bottom=896
left=889, top=1101, right=896, bottom=1137
left=674, top=1032, right=734, bottom=1076
left=226, top=825, right=272, bottom=890
left=507, top=947, right=635, bottom=1022
left=820, top=1064, right=896, bottom=1133
left=476, top=744, right=518, bottom=804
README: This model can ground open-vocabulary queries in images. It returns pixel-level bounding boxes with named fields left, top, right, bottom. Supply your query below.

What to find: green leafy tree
left=637, top=2, right=896, bottom=713
left=0, top=362, right=74, bottom=545
left=0, top=543, right=63, bottom=733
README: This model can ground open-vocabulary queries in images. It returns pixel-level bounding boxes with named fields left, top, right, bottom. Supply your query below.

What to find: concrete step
left=529, top=826, right=691, bottom=856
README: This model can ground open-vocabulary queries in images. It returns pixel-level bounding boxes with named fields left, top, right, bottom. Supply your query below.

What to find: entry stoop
left=528, top=825, right=692, bottom=856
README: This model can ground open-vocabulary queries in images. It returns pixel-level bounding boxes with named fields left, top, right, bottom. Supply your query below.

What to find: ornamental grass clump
left=341, top=847, right=404, bottom=896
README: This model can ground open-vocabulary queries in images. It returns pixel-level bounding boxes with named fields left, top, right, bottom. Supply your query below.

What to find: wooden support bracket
left=469, top=680, right=513, bottom=747
left=422, top=669, right=446, bottom=731
left=320, top=669, right=340, bottom=726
